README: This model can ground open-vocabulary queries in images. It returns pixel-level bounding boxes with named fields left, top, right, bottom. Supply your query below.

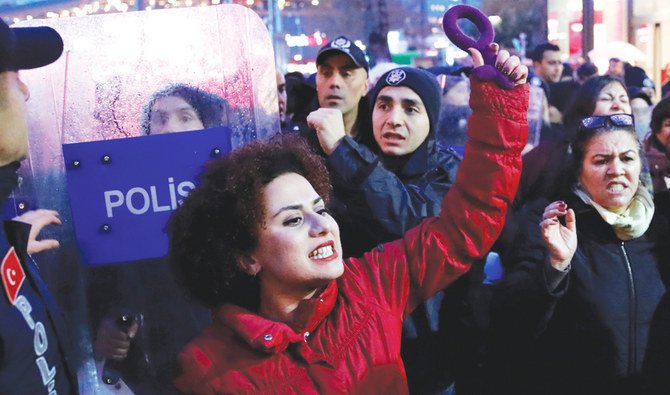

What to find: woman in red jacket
left=167, top=45, right=528, bottom=394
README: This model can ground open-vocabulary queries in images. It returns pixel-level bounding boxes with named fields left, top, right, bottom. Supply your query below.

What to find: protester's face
left=579, top=130, right=641, bottom=214
left=442, top=80, right=469, bottom=106
left=593, top=82, right=631, bottom=116
left=373, top=86, right=430, bottom=156
left=535, top=50, right=563, bottom=83
left=149, top=96, right=205, bottom=134
left=316, top=54, right=369, bottom=117
left=247, top=172, right=343, bottom=296
left=0, top=72, right=30, bottom=165
left=276, top=71, right=287, bottom=124
left=655, top=117, right=670, bottom=151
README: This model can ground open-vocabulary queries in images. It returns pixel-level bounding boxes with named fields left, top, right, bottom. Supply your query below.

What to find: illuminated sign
left=0, top=0, right=71, bottom=11
left=285, top=32, right=327, bottom=47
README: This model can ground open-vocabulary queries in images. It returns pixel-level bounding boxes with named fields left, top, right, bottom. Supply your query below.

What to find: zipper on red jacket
left=620, top=241, right=637, bottom=375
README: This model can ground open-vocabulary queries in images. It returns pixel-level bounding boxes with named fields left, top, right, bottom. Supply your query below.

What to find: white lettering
left=104, top=190, right=124, bottom=218
left=13, top=295, right=58, bottom=392
left=177, top=181, right=195, bottom=199
left=168, top=177, right=177, bottom=210
left=36, top=355, right=56, bottom=385
left=14, top=295, right=36, bottom=330
left=102, top=178, right=196, bottom=216
left=126, top=187, right=150, bottom=215
left=34, top=321, right=48, bottom=356
left=150, top=186, right=171, bottom=213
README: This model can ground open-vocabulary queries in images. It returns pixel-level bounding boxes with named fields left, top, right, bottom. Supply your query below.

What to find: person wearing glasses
left=516, top=75, right=633, bottom=208
left=497, top=75, right=636, bottom=267
left=488, top=113, right=668, bottom=394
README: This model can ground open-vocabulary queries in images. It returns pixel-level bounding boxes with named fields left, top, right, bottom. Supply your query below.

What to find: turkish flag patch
left=1, top=248, right=25, bottom=305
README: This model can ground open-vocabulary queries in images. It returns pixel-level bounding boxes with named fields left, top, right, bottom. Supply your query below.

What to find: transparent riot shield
left=527, top=84, right=548, bottom=149
left=16, top=5, right=279, bottom=393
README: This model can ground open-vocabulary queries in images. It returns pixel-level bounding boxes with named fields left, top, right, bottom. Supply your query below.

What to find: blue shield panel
left=63, top=127, right=231, bottom=265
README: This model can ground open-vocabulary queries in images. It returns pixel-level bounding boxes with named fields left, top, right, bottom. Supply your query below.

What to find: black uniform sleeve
left=327, top=136, right=459, bottom=236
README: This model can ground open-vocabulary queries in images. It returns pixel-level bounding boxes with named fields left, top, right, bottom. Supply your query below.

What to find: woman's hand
left=13, top=209, right=61, bottom=254
left=468, top=43, right=528, bottom=86
left=540, top=201, right=577, bottom=271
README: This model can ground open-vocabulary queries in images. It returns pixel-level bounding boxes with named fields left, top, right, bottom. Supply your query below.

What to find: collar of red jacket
left=214, top=280, right=338, bottom=354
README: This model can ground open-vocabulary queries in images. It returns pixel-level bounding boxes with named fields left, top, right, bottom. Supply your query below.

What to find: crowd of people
left=2, top=10, right=670, bottom=395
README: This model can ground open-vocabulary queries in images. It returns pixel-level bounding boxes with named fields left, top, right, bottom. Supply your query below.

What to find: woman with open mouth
left=166, top=44, right=528, bottom=394
left=490, top=113, right=669, bottom=394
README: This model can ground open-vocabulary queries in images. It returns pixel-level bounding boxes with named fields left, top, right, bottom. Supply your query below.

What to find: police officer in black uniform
left=0, top=18, right=79, bottom=394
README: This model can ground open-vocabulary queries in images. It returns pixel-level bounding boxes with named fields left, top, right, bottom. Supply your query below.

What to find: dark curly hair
left=167, top=134, right=332, bottom=309
left=139, top=83, right=227, bottom=135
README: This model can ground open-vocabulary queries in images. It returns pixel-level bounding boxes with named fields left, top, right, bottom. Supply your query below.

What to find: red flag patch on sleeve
left=1, top=247, right=25, bottom=305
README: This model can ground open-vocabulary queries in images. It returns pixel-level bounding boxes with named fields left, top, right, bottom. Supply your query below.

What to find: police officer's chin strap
left=0, top=162, right=20, bottom=251
left=0, top=161, right=20, bottom=208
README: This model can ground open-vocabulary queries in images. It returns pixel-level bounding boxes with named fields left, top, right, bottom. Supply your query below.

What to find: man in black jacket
left=307, top=66, right=460, bottom=257
left=0, top=19, right=79, bottom=394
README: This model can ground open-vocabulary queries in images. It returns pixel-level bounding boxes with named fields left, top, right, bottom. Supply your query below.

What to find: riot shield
left=15, top=5, right=279, bottom=393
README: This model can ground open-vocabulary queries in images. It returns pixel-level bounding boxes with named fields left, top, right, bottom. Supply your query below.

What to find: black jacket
left=295, top=108, right=461, bottom=258
left=297, top=100, right=461, bottom=394
left=489, top=193, right=669, bottom=394
left=0, top=163, right=78, bottom=394
left=514, top=127, right=570, bottom=209
left=326, top=134, right=461, bottom=257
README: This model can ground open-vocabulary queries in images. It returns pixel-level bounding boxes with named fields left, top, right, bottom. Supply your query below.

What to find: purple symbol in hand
left=442, top=5, right=516, bottom=90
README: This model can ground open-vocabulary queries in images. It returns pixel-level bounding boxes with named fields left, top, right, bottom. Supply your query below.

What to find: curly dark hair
left=139, top=83, right=227, bottom=135
left=167, top=134, right=332, bottom=309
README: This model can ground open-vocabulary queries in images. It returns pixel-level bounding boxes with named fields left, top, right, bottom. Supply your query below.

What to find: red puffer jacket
left=174, top=79, right=529, bottom=394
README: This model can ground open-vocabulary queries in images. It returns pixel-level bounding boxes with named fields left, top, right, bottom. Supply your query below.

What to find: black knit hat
left=0, top=19, right=63, bottom=73
left=625, top=66, right=655, bottom=90
left=370, top=67, right=442, bottom=135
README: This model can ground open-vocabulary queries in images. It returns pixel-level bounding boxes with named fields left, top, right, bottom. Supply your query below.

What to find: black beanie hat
left=625, top=66, right=655, bottom=90
left=370, top=67, right=442, bottom=135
